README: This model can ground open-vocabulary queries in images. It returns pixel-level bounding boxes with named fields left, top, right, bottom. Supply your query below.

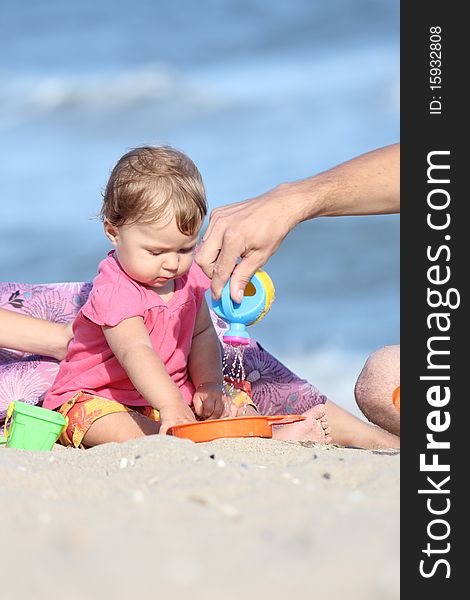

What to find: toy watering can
left=211, top=270, right=275, bottom=345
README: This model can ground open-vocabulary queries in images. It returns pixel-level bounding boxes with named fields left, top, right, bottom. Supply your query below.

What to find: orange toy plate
left=168, top=414, right=306, bottom=443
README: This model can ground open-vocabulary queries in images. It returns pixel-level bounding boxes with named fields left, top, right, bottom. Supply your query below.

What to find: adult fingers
left=195, top=236, right=220, bottom=280
left=203, top=201, right=250, bottom=242
left=209, top=230, right=244, bottom=300
left=229, top=253, right=264, bottom=303
left=196, top=209, right=228, bottom=279
left=201, top=206, right=224, bottom=243
left=197, top=202, right=251, bottom=279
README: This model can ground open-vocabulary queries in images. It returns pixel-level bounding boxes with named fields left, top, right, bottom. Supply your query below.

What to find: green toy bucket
left=4, top=401, right=67, bottom=451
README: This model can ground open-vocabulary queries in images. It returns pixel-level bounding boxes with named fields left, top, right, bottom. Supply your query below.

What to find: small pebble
left=283, top=473, right=300, bottom=484
left=216, top=459, right=226, bottom=468
left=218, top=504, right=240, bottom=520
left=119, top=458, right=128, bottom=469
left=188, top=495, right=208, bottom=506
left=322, top=472, right=331, bottom=480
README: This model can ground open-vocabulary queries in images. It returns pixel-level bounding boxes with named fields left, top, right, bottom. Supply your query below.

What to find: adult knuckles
left=212, top=262, right=228, bottom=278
left=223, top=227, right=243, bottom=244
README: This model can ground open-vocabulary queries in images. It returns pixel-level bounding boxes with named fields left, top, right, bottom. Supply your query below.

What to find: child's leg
left=82, top=411, right=160, bottom=447
left=58, top=392, right=161, bottom=448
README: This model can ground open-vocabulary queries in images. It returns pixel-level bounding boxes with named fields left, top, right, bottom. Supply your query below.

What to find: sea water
left=0, top=0, right=399, bottom=415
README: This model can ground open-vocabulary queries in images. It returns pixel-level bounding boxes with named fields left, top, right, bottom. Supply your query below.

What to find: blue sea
left=0, top=0, right=399, bottom=415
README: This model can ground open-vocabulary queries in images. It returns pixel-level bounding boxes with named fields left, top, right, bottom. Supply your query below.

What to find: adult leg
left=354, top=345, right=400, bottom=437
left=273, top=399, right=399, bottom=449
left=229, top=341, right=398, bottom=447
left=324, top=399, right=399, bottom=449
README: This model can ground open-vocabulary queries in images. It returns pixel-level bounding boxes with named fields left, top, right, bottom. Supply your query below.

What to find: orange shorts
left=58, top=391, right=161, bottom=448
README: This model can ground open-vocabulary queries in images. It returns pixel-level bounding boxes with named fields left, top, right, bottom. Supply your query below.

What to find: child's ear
left=104, top=220, right=119, bottom=245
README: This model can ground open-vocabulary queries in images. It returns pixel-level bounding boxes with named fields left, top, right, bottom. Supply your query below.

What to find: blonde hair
left=100, top=145, right=207, bottom=235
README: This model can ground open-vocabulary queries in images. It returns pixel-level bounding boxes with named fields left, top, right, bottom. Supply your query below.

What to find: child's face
left=105, top=216, right=200, bottom=291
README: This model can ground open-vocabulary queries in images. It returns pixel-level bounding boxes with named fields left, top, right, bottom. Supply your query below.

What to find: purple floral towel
left=0, top=281, right=326, bottom=433
left=0, top=282, right=92, bottom=430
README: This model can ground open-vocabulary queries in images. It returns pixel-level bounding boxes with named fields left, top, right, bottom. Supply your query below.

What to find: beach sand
left=0, top=437, right=399, bottom=600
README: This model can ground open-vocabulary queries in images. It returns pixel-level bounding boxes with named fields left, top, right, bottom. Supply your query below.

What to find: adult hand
left=196, top=185, right=297, bottom=302
left=196, top=143, right=400, bottom=303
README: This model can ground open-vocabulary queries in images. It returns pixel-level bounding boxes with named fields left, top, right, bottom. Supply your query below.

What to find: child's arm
left=103, top=316, right=196, bottom=434
left=188, top=297, right=226, bottom=420
left=0, top=308, right=73, bottom=360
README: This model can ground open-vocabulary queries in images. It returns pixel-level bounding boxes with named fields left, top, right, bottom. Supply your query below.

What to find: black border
left=401, top=2, right=465, bottom=594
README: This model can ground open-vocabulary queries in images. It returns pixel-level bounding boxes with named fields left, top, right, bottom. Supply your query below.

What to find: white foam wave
left=0, top=64, right=225, bottom=125
left=0, top=39, right=398, bottom=127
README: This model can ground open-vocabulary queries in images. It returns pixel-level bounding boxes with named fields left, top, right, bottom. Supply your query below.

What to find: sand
left=0, top=436, right=399, bottom=600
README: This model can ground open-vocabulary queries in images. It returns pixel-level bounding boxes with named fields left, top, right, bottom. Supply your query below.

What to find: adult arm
left=0, top=308, right=73, bottom=360
left=196, top=143, right=400, bottom=301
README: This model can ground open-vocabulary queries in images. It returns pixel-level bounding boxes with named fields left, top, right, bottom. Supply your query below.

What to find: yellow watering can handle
left=4, top=402, right=15, bottom=439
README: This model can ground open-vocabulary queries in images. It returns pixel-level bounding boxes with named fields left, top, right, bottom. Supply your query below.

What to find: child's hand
left=192, top=382, right=226, bottom=420
left=158, top=400, right=196, bottom=435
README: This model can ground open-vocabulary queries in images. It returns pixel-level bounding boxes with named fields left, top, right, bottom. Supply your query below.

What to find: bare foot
left=272, top=404, right=332, bottom=443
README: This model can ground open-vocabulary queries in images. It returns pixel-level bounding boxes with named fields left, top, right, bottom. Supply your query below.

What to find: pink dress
left=43, top=252, right=210, bottom=410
